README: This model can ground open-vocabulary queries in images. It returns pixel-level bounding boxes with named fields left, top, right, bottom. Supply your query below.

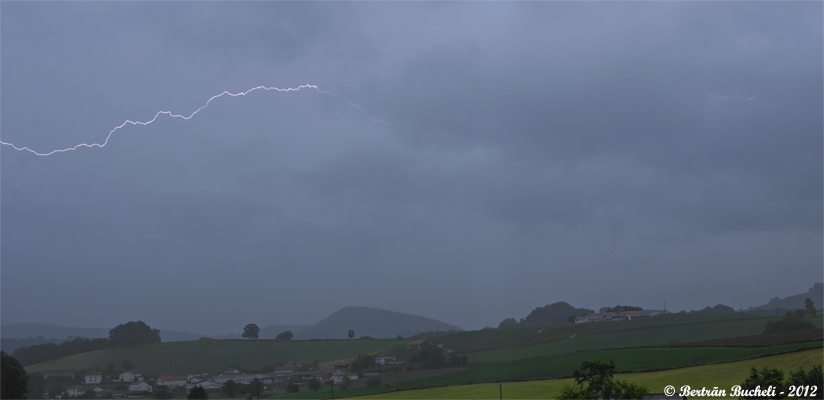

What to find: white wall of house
left=129, top=381, right=153, bottom=392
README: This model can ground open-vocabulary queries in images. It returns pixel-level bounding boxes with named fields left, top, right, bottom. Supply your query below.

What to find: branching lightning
left=0, top=84, right=388, bottom=156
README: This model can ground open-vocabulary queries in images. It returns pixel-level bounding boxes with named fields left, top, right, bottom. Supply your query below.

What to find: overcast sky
left=1, top=2, right=821, bottom=335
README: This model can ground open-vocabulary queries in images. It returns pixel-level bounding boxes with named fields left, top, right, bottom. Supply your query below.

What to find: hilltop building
left=574, top=309, right=669, bottom=324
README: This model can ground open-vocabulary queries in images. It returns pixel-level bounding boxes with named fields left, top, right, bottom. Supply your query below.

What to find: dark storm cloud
left=2, top=2, right=821, bottom=333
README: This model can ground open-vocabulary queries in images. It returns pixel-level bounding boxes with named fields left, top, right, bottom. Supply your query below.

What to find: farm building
left=404, top=340, right=434, bottom=349
left=574, top=309, right=669, bottom=323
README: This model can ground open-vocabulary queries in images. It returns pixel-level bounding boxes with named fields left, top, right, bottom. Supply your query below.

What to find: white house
left=67, top=386, right=85, bottom=397
left=157, top=375, right=187, bottom=387
left=375, top=356, right=396, bottom=365
left=84, top=372, right=103, bottom=384
left=128, top=381, right=153, bottom=392
left=119, top=370, right=142, bottom=382
left=187, top=373, right=210, bottom=382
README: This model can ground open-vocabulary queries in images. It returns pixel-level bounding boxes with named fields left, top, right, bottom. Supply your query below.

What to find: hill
left=751, top=282, right=823, bottom=311
left=295, top=307, right=462, bottom=339
left=25, top=338, right=406, bottom=376
left=0, top=322, right=205, bottom=343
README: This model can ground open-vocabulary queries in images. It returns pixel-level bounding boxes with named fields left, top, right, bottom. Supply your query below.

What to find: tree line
left=11, top=321, right=160, bottom=366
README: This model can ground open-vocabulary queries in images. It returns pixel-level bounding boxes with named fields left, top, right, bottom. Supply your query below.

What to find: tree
left=740, top=367, right=787, bottom=399
left=339, top=376, right=351, bottom=390
left=366, top=376, right=381, bottom=387
left=448, top=354, right=461, bottom=366
left=1, top=350, right=29, bottom=399
left=497, top=318, right=521, bottom=329
left=558, top=360, right=648, bottom=399
left=108, top=321, right=161, bottom=348
left=275, top=331, right=293, bottom=341
left=764, top=316, right=815, bottom=334
left=81, top=389, right=97, bottom=399
left=286, top=382, right=300, bottom=393
left=155, top=385, right=175, bottom=399
left=187, top=385, right=208, bottom=399
left=805, top=298, right=816, bottom=316
left=222, top=379, right=238, bottom=398
left=787, top=365, right=823, bottom=399
left=122, top=359, right=135, bottom=370
left=308, top=377, right=322, bottom=392
left=242, top=324, right=260, bottom=340
left=27, top=371, right=45, bottom=400
left=106, top=361, right=116, bottom=374
left=350, top=354, right=375, bottom=371
left=409, top=343, right=446, bottom=369
left=249, top=378, right=262, bottom=399
left=348, top=329, right=355, bottom=339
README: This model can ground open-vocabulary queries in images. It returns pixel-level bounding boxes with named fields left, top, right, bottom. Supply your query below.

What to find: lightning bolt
left=0, top=84, right=388, bottom=156
left=710, top=94, right=756, bottom=101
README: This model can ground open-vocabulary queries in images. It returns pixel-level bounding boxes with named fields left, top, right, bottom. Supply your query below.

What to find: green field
left=22, top=313, right=824, bottom=400
left=464, top=316, right=823, bottom=363
left=428, top=313, right=822, bottom=356
left=26, top=339, right=406, bottom=376
left=391, top=342, right=822, bottom=390
left=357, top=348, right=824, bottom=399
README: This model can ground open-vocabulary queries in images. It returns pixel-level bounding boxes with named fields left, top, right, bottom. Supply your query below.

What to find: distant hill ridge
left=750, top=283, right=824, bottom=311
left=0, top=323, right=205, bottom=343
left=1, top=307, right=461, bottom=342
left=295, top=306, right=462, bottom=339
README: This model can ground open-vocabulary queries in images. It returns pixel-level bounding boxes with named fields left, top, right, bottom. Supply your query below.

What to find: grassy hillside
left=464, top=316, right=823, bottom=363
left=25, top=338, right=405, bottom=376
left=428, top=313, right=793, bottom=354
left=296, top=307, right=462, bottom=340
left=354, top=348, right=824, bottom=399
left=396, top=342, right=822, bottom=389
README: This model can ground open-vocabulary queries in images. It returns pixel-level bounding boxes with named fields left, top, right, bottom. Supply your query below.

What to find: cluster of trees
left=218, top=378, right=262, bottom=399
left=187, top=385, right=208, bottom=399
left=740, top=365, right=823, bottom=399
left=308, top=377, right=322, bottom=391
left=599, top=305, right=643, bottom=313
left=762, top=298, right=817, bottom=335
left=499, top=302, right=594, bottom=328
left=691, top=304, right=737, bottom=314
left=108, top=321, right=161, bottom=348
left=406, top=343, right=467, bottom=369
left=558, top=360, right=649, bottom=399
left=11, top=337, right=110, bottom=366
left=350, top=354, right=376, bottom=371
left=276, top=331, right=294, bottom=341
left=764, top=315, right=816, bottom=335
left=2, top=351, right=29, bottom=399
left=11, top=321, right=160, bottom=367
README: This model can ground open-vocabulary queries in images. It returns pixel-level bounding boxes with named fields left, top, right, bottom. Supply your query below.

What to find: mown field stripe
left=356, top=348, right=824, bottom=399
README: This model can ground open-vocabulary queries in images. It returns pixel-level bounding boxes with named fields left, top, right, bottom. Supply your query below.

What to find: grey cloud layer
left=2, top=2, right=820, bottom=333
